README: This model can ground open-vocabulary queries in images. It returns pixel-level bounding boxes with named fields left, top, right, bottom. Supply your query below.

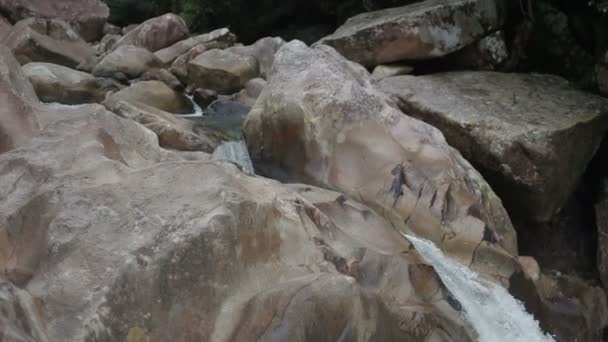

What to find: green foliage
left=590, top=0, right=608, bottom=14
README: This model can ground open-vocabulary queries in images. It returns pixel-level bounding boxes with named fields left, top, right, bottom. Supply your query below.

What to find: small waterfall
left=213, top=140, right=255, bottom=175
left=405, top=234, right=555, bottom=342
left=179, top=95, right=204, bottom=118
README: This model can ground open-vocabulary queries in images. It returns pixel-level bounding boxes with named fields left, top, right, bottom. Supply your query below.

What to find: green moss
left=126, top=327, right=150, bottom=342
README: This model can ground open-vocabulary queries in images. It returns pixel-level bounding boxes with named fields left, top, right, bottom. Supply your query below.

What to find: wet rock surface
left=244, top=41, right=519, bottom=283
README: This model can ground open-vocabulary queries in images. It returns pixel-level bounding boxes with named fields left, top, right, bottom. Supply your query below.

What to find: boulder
left=23, top=62, right=119, bottom=104
left=236, top=77, right=267, bottom=107
left=0, top=279, right=48, bottom=341
left=4, top=18, right=97, bottom=69
left=446, top=30, right=509, bottom=70
left=112, top=13, right=189, bottom=52
left=154, top=28, right=237, bottom=65
left=0, top=0, right=109, bottom=41
left=378, top=72, right=608, bottom=222
left=167, top=38, right=241, bottom=85
left=0, top=45, right=39, bottom=153
left=187, top=49, right=259, bottom=94
left=96, top=33, right=121, bottom=55
left=103, top=22, right=121, bottom=35
left=104, top=98, right=221, bottom=152
left=535, top=273, right=608, bottom=341
left=93, top=45, right=162, bottom=79
left=371, top=63, right=414, bottom=80
left=227, top=37, right=286, bottom=78
left=13, top=17, right=84, bottom=41
left=139, top=67, right=183, bottom=91
left=106, top=80, right=193, bottom=114
left=318, top=0, right=507, bottom=66
left=0, top=87, right=472, bottom=340
left=0, top=15, right=11, bottom=40
left=244, top=41, right=519, bottom=282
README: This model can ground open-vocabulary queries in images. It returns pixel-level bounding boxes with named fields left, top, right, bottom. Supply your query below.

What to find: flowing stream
left=404, top=234, right=555, bottom=342
left=212, top=140, right=255, bottom=175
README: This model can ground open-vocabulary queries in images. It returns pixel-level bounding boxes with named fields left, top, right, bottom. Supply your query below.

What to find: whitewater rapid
left=404, top=234, right=555, bottom=342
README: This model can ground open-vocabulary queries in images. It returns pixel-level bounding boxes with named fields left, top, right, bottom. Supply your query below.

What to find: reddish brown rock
left=318, top=0, right=507, bottom=66
left=112, top=13, right=189, bottom=53
left=244, top=41, right=519, bottom=282
left=0, top=45, right=39, bottom=153
left=154, top=28, right=236, bottom=65
left=4, top=18, right=96, bottom=68
left=0, top=0, right=109, bottom=41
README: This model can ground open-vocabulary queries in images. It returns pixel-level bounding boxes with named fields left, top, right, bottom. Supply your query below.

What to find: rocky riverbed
left=1, top=0, right=608, bottom=341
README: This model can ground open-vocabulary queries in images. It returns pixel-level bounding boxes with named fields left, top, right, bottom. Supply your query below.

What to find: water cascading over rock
left=406, top=234, right=555, bottom=342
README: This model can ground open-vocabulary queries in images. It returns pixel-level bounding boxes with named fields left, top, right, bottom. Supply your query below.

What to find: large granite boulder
left=0, top=279, right=48, bottom=341
left=0, top=0, right=109, bottom=41
left=23, top=62, right=119, bottom=105
left=92, top=45, right=162, bottom=79
left=0, top=45, right=39, bottom=154
left=227, top=37, right=286, bottom=78
left=106, top=80, right=193, bottom=114
left=104, top=98, right=221, bottom=152
left=187, top=49, right=260, bottom=94
left=0, top=15, right=11, bottom=40
left=154, top=28, right=237, bottom=65
left=4, top=18, right=96, bottom=69
left=244, top=41, right=519, bottom=282
left=112, top=13, right=189, bottom=52
left=318, top=0, right=507, bottom=66
left=378, top=72, right=608, bottom=222
left=0, top=78, right=472, bottom=341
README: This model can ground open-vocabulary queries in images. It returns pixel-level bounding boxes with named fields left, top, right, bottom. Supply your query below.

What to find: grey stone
left=378, top=71, right=608, bottom=222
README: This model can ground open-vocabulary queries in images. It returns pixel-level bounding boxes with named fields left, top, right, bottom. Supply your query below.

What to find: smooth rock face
left=188, top=49, right=260, bottom=94
left=236, top=77, right=267, bottom=107
left=92, top=45, right=162, bottom=79
left=378, top=72, right=608, bottom=222
left=104, top=98, right=221, bottom=152
left=318, top=0, right=506, bottom=66
left=0, top=76, right=471, bottom=340
left=23, top=62, right=119, bottom=104
left=0, top=45, right=39, bottom=153
left=154, top=28, right=237, bottom=65
left=4, top=19, right=97, bottom=68
left=106, top=80, right=193, bottom=114
left=112, top=13, right=189, bottom=52
left=170, top=40, right=238, bottom=84
left=227, top=37, right=286, bottom=78
left=0, top=0, right=109, bottom=41
left=244, top=41, right=519, bottom=282
left=0, top=279, right=48, bottom=341
left=0, top=15, right=12, bottom=40
left=139, top=68, right=183, bottom=91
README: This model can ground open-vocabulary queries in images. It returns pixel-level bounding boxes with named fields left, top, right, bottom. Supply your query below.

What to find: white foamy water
left=213, top=140, right=255, bottom=175
left=404, top=234, right=555, bottom=342
left=178, top=95, right=204, bottom=118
